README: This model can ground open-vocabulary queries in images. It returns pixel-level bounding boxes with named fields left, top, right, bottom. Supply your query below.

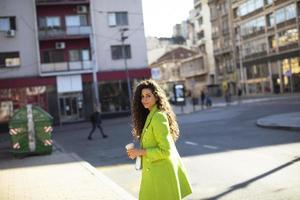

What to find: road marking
left=203, top=145, right=219, bottom=150
left=185, top=141, right=198, bottom=146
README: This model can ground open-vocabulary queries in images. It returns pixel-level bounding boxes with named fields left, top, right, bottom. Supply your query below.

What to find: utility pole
left=90, top=32, right=100, bottom=110
left=92, top=64, right=99, bottom=109
left=238, top=27, right=246, bottom=95
left=120, top=28, right=132, bottom=106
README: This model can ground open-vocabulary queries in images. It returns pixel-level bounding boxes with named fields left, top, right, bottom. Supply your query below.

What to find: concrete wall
left=0, top=0, right=39, bottom=78
left=91, top=0, right=148, bottom=72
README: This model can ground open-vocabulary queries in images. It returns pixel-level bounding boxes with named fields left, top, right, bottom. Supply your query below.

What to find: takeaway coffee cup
left=125, top=143, right=141, bottom=170
left=125, top=143, right=134, bottom=150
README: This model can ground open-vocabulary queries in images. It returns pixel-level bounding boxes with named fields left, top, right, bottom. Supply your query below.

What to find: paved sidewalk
left=256, top=112, right=300, bottom=130
left=0, top=141, right=137, bottom=200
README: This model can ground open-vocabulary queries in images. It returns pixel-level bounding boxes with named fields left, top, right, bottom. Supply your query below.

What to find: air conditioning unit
left=6, top=30, right=15, bottom=37
left=55, top=42, right=65, bottom=49
left=77, top=5, right=88, bottom=13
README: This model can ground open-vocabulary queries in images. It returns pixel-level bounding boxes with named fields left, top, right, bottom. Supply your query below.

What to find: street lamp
left=120, top=28, right=132, bottom=107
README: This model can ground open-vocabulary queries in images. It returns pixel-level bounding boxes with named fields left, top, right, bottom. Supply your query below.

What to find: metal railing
left=41, top=61, right=92, bottom=73
left=38, top=26, right=91, bottom=39
left=36, top=0, right=89, bottom=5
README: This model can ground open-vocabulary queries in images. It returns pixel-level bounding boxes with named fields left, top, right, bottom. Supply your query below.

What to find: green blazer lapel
left=142, top=105, right=158, bottom=134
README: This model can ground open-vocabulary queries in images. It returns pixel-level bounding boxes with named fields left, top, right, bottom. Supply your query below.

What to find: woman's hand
left=127, top=148, right=146, bottom=160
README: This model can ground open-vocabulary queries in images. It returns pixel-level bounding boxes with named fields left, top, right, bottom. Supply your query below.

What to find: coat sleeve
left=145, top=112, right=171, bottom=162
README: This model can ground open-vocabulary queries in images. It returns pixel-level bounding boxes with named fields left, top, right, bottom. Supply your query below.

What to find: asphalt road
left=53, top=97, right=300, bottom=200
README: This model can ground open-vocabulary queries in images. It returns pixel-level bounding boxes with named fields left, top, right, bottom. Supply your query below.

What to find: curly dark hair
left=131, top=79, right=179, bottom=141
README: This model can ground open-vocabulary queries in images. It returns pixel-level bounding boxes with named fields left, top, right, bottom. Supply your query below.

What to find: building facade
left=208, top=0, right=237, bottom=95
left=232, top=0, right=300, bottom=94
left=149, top=47, right=197, bottom=100
left=189, top=0, right=218, bottom=96
left=180, top=54, right=210, bottom=97
left=0, top=0, right=149, bottom=127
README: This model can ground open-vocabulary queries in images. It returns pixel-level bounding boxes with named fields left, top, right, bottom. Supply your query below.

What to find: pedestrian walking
left=237, top=87, right=242, bottom=103
left=127, top=79, right=192, bottom=200
left=200, top=90, right=206, bottom=109
left=87, top=106, right=108, bottom=140
left=205, top=94, right=212, bottom=108
left=225, top=88, right=231, bottom=105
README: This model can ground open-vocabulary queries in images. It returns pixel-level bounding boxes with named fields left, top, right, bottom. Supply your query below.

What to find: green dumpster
left=9, top=104, right=53, bottom=156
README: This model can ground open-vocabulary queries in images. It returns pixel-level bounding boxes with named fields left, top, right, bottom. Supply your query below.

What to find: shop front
left=270, top=57, right=300, bottom=94
left=56, top=75, right=85, bottom=123
left=0, top=68, right=151, bottom=131
left=58, top=92, right=84, bottom=123
left=243, top=56, right=300, bottom=95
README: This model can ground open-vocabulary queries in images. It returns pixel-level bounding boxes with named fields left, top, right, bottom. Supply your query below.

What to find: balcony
left=40, top=61, right=92, bottom=74
left=36, top=0, right=89, bottom=5
left=244, top=51, right=268, bottom=60
left=274, top=0, right=287, bottom=6
left=39, top=26, right=91, bottom=40
left=278, top=43, right=299, bottom=52
left=214, top=47, right=232, bottom=55
left=181, top=67, right=208, bottom=78
left=276, top=19, right=296, bottom=30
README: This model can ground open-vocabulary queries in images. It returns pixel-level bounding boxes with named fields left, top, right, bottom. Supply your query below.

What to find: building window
left=241, top=16, right=265, bottom=36
left=238, top=0, right=264, bottom=17
left=266, top=13, right=274, bottom=27
left=197, top=30, right=204, bottom=40
left=275, top=4, right=296, bottom=24
left=198, top=17, right=203, bottom=26
left=247, top=63, right=269, bottom=79
left=264, top=0, right=273, bottom=5
left=39, top=16, right=61, bottom=29
left=0, top=17, right=16, bottom=31
left=0, top=52, right=20, bottom=68
left=108, top=12, right=128, bottom=26
left=277, top=28, right=298, bottom=47
left=243, top=38, right=267, bottom=57
left=268, top=35, right=276, bottom=49
left=99, top=80, right=133, bottom=112
left=69, top=49, right=90, bottom=61
left=65, top=15, right=87, bottom=27
left=42, top=50, right=64, bottom=63
left=111, top=45, right=131, bottom=60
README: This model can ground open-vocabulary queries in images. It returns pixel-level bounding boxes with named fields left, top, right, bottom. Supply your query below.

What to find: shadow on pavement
left=200, top=156, right=300, bottom=200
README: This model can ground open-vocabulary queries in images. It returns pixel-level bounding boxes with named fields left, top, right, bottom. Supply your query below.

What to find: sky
left=142, top=0, right=193, bottom=38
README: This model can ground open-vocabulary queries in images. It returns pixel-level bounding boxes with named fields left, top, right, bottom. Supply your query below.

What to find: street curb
left=53, top=140, right=137, bottom=200
left=256, top=112, right=300, bottom=131
left=256, top=121, right=300, bottom=131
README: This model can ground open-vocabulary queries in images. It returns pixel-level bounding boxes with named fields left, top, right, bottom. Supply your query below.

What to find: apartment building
left=189, top=0, right=217, bottom=95
left=232, top=0, right=300, bottom=94
left=0, top=0, right=149, bottom=126
left=180, top=54, right=209, bottom=97
left=208, top=0, right=237, bottom=95
left=149, top=47, right=197, bottom=100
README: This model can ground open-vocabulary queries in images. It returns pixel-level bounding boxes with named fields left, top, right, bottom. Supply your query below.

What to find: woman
left=127, top=80, right=192, bottom=200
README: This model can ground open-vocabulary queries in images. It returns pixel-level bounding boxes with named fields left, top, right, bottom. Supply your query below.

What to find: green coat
left=139, top=105, right=192, bottom=200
